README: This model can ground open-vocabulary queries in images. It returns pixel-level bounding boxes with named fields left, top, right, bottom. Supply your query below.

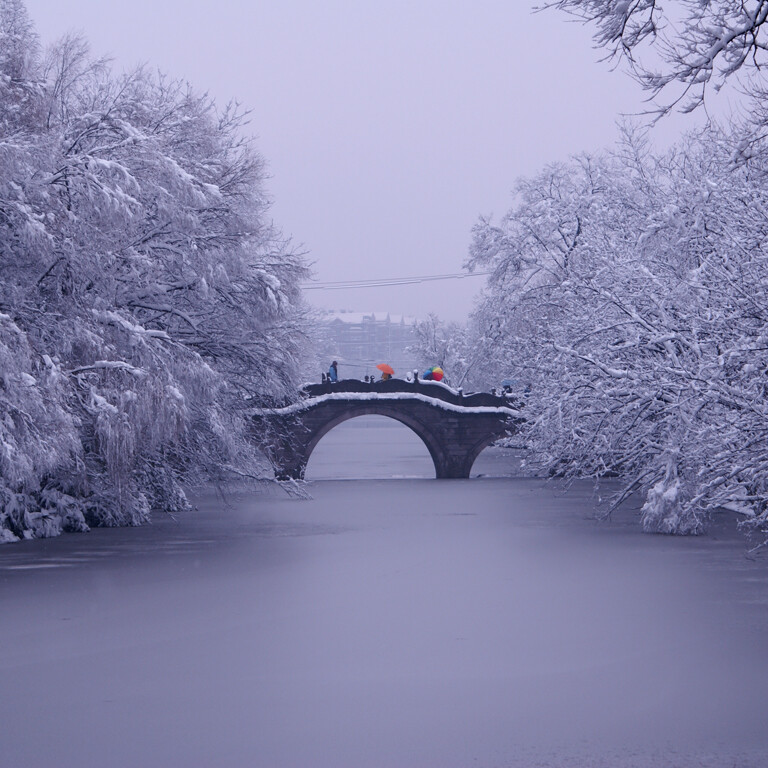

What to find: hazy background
left=26, top=0, right=717, bottom=320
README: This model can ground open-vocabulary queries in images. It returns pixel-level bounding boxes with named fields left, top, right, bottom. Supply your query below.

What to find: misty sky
left=26, top=1, right=712, bottom=320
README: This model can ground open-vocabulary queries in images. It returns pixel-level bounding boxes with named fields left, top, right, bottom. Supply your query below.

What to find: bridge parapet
left=301, top=378, right=520, bottom=409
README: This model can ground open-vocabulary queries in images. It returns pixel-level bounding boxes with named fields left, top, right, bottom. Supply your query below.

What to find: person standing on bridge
left=328, top=361, right=338, bottom=383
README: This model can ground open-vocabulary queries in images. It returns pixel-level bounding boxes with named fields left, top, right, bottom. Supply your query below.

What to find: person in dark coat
left=328, top=360, right=338, bottom=382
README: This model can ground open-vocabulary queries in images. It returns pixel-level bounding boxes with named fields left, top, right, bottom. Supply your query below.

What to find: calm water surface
left=1, top=417, right=767, bottom=767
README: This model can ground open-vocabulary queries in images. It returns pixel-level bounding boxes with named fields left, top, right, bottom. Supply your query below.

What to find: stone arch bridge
left=249, top=379, right=523, bottom=480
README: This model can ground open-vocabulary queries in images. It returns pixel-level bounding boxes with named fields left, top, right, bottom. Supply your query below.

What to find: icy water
left=2, top=418, right=768, bottom=768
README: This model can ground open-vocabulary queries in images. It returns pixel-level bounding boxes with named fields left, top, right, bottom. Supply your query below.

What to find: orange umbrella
left=376, top=363, right=394, bottom=375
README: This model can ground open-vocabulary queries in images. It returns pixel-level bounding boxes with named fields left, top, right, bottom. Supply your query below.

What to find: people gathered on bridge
left=323, top=365, right=396, bottom=383
left=319, top=363, right=467, bottom=388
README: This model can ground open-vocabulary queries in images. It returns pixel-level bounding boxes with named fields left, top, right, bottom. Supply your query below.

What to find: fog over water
left=2, top=418, right=767, bottom=767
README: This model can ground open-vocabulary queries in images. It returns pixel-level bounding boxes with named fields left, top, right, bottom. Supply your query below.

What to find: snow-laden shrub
left=0, top=315, right=81, bottom=541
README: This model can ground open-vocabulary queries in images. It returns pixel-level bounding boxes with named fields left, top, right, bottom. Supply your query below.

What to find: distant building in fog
left=316, top=310, right=418, bottom=380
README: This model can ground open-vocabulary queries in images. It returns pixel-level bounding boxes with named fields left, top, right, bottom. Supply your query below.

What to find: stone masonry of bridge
left=249, top=379, right=523, bottom=480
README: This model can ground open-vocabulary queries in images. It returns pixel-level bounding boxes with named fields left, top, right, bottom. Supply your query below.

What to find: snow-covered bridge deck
left=249, top=379, right=523, bottom=480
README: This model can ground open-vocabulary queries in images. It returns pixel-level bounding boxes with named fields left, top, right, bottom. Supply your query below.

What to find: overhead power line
left=302, top=271, right=491, bottom=290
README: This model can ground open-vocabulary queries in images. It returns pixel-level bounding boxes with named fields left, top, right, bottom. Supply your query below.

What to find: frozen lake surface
left=2, top=417, right=768, bottom=767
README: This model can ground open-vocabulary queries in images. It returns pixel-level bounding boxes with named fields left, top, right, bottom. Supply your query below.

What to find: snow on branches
left=469, top=125, right=768, bottom=535
left=0, top=2, right=310, bottom=541
left=541, top=1, right=768, bottom=118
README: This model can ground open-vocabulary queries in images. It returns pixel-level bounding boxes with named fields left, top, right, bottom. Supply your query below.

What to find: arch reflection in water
left=304, top=415, right=434, bottom=480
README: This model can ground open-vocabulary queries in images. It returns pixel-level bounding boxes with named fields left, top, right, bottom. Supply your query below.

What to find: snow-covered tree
left=0, top=2, right=310, bottom=541
left=469, top=125, right=768, bottom=535
left=540, top=1, right=768, bottom=116
left=408, top=314, right=486, bottom=389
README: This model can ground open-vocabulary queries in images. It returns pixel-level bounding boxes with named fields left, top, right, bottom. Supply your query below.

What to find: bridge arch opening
left=469, top=439, right=522, bottom=477
left=304, top=414, right=436, bottom=480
